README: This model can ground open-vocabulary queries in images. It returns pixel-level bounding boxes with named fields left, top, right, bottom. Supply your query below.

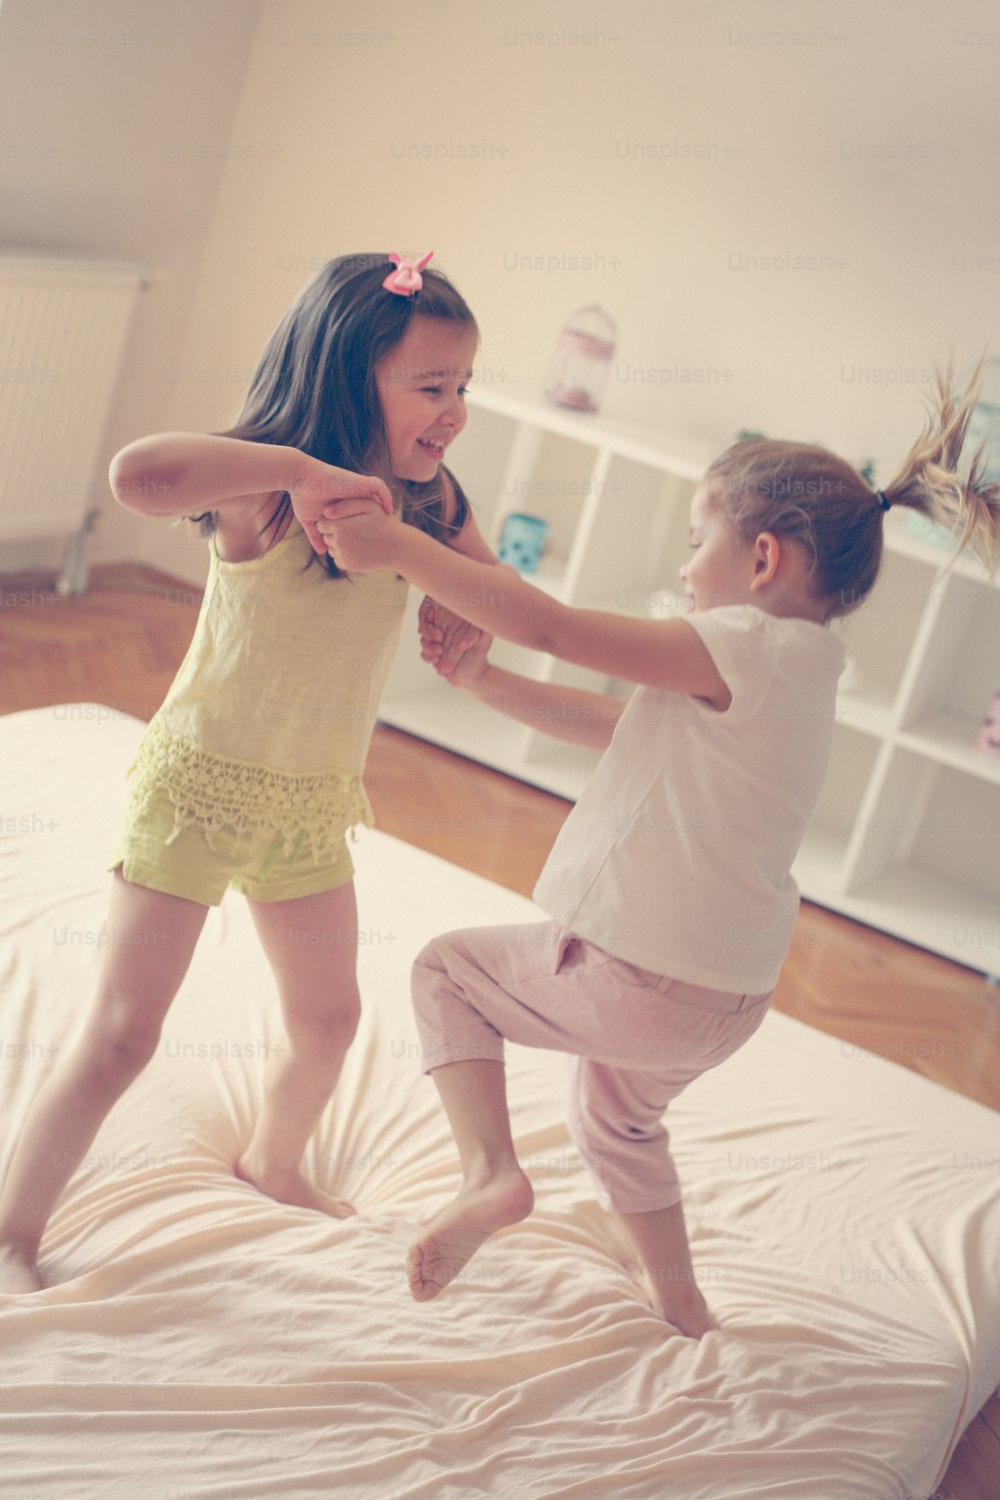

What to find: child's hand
left=419, top=596, right=493, bottom=682
left=444, top=626, right=491, bottom=688
left=420, top=597, right=491, bottom=687
left=290, top=462, right=392, bottom=556
left=316, top=495, right=399, bottom=571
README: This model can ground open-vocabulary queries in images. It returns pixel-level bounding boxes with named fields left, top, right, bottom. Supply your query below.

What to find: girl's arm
left=419, top=468, right=498, bottom=675
left=109, top=434, right=390, bottom=543
left=320, top=506, right=729, bottom=706
left=456, top=657, right=626, bottom=751
left=110, top=433, right=309, bottom=515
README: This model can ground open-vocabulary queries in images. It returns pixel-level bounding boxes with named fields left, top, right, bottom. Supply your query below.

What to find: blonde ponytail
left=880, top=363, right=1000, bottom=575
left=706, top=362, right=1000, bottom=621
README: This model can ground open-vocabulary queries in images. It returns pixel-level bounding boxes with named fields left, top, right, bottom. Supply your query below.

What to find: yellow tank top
left=125, top=519, right=409, bottom=860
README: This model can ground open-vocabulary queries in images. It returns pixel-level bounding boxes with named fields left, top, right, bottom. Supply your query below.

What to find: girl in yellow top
left=0, top=253, right=493, bottom=1293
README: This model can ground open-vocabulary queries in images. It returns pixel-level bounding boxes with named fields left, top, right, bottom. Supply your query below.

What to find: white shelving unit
left=379, top=383, right=1000, bottom=977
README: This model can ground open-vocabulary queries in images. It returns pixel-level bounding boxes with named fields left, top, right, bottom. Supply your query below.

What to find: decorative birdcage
left=545, top=305, right=617, bottom=415
left=976, top=690, right=1000, bottom=757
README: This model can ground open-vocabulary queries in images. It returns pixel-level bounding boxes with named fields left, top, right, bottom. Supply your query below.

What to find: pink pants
left=411, top=922, right=773, bottom=1215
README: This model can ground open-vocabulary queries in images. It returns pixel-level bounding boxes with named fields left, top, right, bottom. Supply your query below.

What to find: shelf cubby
left=572, top=458, right=693, bottom=610
left=842, top=749, right=1000, bottom=968
left=830, top=549, right=942, bottom=738
left=457, top=403, right=519, bottom=539
left=896, top=569, right=1000, bottom=786
left=492, top=426, right=598, bottom=570
left=793, top=724, right=882, bottom=901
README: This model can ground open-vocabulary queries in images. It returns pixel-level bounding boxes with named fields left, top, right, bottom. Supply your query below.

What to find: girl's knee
left=83, top=998, right=163, bottom=1083
left=411, top=936, right=470, bottom=1030
left=412, top=933, right=454, bottom=977
left=412, top=931, right=477, bottom=995
left=285, top=989, right=360, bottom=1053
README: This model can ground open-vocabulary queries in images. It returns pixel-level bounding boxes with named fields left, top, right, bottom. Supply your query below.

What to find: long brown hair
left=703, top=365, right=1000, bottom=618
left=192, top=253, right=478, bottom=578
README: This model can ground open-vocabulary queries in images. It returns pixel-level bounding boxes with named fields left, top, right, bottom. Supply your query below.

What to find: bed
left=1, top=704, right=998, bottom=1500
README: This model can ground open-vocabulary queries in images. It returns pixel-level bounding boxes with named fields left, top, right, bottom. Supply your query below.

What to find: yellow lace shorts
left=109, top=787, right=356, bottom=907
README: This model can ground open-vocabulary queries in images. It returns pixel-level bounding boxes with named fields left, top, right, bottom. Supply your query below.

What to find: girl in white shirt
left=318, top=370, right=1000, bottom=1339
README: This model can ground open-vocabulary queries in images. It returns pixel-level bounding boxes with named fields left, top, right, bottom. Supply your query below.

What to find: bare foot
left=647, top=1281, right=718, bottom=1339
left=407, top=1168, right=533, bottom=1303
left=0, top=1246, right=44, bottom=1295
left=235, top=1153, right=355, bottom=1219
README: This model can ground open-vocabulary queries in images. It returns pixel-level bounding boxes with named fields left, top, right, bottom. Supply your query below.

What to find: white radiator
left=0, top=251, right=145, bottom=592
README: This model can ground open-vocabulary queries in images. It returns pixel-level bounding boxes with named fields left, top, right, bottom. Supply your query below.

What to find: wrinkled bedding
left=1, top=705, right=997, bottom=1500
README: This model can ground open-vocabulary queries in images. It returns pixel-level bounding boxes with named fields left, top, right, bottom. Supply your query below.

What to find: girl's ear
left=750, top=531, right=781, bottom=590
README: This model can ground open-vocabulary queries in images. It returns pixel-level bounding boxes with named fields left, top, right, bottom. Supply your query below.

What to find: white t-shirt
left=533, top=606, right=846, bottom=993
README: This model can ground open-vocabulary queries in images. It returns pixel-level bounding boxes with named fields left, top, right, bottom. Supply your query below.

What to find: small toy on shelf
left=498, top=512, right=549, bottom=574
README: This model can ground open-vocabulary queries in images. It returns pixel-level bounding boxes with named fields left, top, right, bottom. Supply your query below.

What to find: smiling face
left=374, top=315, right=478, bottom=481
left=679, top=484, right=758, bottom=612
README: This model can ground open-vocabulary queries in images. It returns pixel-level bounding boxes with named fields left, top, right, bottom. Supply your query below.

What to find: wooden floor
left=1, top=561, right=998, bottom=1496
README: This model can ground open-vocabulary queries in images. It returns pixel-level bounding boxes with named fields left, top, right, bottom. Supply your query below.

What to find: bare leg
left=614, top=1199, right=717, bottom=1338
left=235, top=882, right=363, bottom=1218
left=0, top=872, right=208, bottom=1292
left=407, top=1059, right=534, bottom=1302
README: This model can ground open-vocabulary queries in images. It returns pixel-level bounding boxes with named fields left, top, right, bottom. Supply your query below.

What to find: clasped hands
left=314, top=491, right=397, bottom=573
left=314, top=491, right=489, bottom=683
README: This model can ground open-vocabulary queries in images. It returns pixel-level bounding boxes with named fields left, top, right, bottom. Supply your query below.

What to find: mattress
left=1, top=705, right=998, bottom=1499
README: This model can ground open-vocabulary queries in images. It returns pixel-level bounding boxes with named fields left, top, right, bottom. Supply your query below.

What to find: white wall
left=3, top=0, right=999, bottom=586
left=167, top=0, right=1000, bottom=529
left=0, top=0, right=261, bottom=580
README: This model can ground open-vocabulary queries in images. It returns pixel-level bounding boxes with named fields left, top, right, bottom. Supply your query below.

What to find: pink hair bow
left=382, top=250, right=433, bottom=297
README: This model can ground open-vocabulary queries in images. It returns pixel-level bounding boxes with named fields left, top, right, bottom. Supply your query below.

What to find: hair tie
left=876, top=490, right=891, bottom=512
left=382, top=251, right=433, bottom=297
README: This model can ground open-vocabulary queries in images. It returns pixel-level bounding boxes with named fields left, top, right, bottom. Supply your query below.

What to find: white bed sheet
left=1, top=705, right=998, bottom=1500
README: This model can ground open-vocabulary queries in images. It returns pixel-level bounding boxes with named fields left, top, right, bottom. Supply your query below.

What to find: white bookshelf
left=379, top=384, right=1000, bottom=978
